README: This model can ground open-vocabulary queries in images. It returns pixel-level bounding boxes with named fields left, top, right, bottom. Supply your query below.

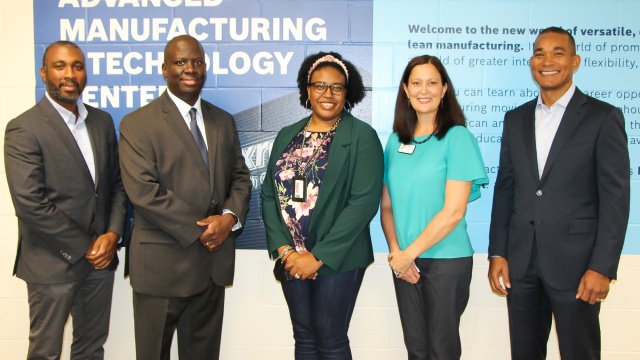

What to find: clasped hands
left=198, top=213, right=236, bottom=253
left=388, top=250, right=420, bottom=284
left=283, top=250, right=321, bottom=281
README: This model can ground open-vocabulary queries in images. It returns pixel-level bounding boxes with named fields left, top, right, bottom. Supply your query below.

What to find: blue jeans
left=281, top=268, right=366, bottom=360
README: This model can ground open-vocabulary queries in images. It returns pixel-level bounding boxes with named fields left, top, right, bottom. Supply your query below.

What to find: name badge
left=292, top=175, right=307, bottom=202
left=398, top=143, right=415, bottom=155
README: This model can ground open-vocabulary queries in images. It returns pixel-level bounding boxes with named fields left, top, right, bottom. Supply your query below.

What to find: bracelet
left=281, top=248, right=295, bottom=261
left=282, top=249, right=297, bottom=262
left=276, top=245, right=293, bottom=260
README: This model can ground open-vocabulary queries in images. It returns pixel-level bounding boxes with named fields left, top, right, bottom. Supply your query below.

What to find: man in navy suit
left=488, top=27, right=630, bottom=359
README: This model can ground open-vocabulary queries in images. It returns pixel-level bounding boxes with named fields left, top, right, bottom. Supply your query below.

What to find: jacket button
left=535, top=190, right=542, bottom=196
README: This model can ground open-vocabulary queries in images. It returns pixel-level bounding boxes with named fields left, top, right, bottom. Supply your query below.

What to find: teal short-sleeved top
left=384, top=126, right=489, bottom=258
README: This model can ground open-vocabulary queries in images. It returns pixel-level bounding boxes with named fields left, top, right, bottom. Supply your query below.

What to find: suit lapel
left=539, top=90, right=587, bottom=183
left=308, top=112, right=352, bottom=229
left=159, top=92, right=210, bottom=182
left=38, top=97, right=94, bottom=184
left=521, top=100, right=540, bottom=181
left=201, top=101, right=219, bottom=190
left=85, top=110, right=101, bottom=189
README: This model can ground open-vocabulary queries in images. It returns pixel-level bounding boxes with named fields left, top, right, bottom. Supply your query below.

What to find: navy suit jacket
left=489, top=88, right=630, bottom=290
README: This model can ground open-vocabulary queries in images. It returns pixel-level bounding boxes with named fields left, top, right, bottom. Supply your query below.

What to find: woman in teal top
left=381, top=55, right=488, bottom=360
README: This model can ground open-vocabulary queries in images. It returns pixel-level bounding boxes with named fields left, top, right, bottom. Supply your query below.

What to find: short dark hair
left=163, top=34, right=205, bottom=63
left=42, top=41, right=82, bottom=67
left=537, top=26, right=576, bottom=54
left=393, top=55, right=465, bottom=144
left=296, top=51, right=366, bottom=109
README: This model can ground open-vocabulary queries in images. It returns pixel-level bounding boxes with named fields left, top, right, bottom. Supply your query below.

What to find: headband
left=307, top=55, right=349, bottom=83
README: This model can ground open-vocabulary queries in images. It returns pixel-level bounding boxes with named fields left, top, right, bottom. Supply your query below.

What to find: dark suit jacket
left=4, top=96, right=126, bottom=284
left=261, top=111, right=383, bottom=276
left=489, top=88, right=630, bottom=290
left=119, top=91, right=251, bottom=297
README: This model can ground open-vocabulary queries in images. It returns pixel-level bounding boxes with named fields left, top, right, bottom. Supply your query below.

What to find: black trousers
left=507, top=242, right=601, bottom=360
left=393, top=256, right=472, bottom=360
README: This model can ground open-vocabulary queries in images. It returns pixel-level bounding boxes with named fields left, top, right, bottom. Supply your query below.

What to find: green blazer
left=261, top=111, right=384, bottom=275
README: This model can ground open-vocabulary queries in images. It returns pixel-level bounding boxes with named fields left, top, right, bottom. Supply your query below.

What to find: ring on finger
left=294, top=273, right=301, bottom=279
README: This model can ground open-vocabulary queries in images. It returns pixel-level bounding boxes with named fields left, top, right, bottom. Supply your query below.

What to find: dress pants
left=133, top=280, right=225, bottom=360
left=281, top=268, right=366, bottom=360
left=507, top=241, right=601, bottom=360
left=393, top=256, right=472, bottom=360
left=26, top=269, right=115, bottom=360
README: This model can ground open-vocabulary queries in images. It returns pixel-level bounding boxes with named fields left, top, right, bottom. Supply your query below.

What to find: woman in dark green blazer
left=261, top=52, right=383, bottom=359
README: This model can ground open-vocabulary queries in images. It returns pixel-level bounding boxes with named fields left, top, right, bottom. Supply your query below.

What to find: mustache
left=57, top=80, right=80, bottom=88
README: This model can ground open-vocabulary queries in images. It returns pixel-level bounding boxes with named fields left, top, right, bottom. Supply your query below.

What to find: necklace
left=292, top=116, right=340, bottom=203
left=412, top=133, right=433, bottom=144
left=304, top=116, right=341, bottom=133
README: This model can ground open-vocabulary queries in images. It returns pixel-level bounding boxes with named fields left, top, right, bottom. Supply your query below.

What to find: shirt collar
left=45, top=91, right=88, bottom=125
left=166, top=89, right=202, bottom=119
left=536, top=83, right=576, bottom=110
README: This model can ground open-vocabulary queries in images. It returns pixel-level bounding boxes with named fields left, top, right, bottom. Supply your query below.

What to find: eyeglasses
left=309, top=82, right=346, bottom=95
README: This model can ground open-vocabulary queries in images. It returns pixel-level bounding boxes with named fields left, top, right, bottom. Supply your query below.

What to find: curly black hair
left=296, top=51, right=366, bottom=109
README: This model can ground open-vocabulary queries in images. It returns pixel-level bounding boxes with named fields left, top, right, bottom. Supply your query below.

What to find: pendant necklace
left=292, top=117, right=340, bottom=202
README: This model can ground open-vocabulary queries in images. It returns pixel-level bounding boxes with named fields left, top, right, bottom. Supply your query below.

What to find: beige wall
left=1, top=1, right=639, bottom=359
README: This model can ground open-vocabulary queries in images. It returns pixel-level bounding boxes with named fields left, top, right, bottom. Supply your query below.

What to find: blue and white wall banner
left=34, top=0, right=638, bottom=253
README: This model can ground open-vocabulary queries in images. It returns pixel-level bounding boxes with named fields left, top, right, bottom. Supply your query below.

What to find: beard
left=45, top=74, right=84, bottom=104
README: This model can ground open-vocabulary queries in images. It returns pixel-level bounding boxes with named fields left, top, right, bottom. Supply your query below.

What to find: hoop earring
left=305, top=99, right=310, bottom=109
left=344, top=101, right=353, bottom=112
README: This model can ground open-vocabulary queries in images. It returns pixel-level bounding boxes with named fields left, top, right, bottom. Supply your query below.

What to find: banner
left=34, top=0, right=638, bottom=253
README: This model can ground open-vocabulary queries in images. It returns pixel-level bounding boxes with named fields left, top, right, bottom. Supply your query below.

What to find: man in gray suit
left=4, top=41, right=126, bottom=359
left=488, top=27, right=630, bottom=359
left=119, top=35, right=251, bottom=359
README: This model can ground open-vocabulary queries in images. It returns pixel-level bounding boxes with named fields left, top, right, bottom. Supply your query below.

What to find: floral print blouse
left=273, top=127, right=336, bottom=251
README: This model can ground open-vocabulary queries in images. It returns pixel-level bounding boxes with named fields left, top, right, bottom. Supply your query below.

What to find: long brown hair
left=393, top=55, right=466, bottom=144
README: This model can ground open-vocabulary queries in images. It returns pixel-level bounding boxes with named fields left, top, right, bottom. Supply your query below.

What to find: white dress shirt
left=535, top=83, right=576, bottom=178
left=166, top=90, right=208, bottom=149
left=45, top=92, right=95, bottom=183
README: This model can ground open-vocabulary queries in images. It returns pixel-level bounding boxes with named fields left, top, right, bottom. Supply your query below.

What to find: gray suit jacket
left=4, top=96, right=126, bottom=284
left=119, top=91, right=251, bottom=297
left=489, top=88, right=630, bottom=290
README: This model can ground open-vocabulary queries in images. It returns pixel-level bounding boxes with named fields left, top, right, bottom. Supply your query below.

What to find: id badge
left=292, top=175, right=307, bottom=202
left=398, top=143, right=416, bottom=155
